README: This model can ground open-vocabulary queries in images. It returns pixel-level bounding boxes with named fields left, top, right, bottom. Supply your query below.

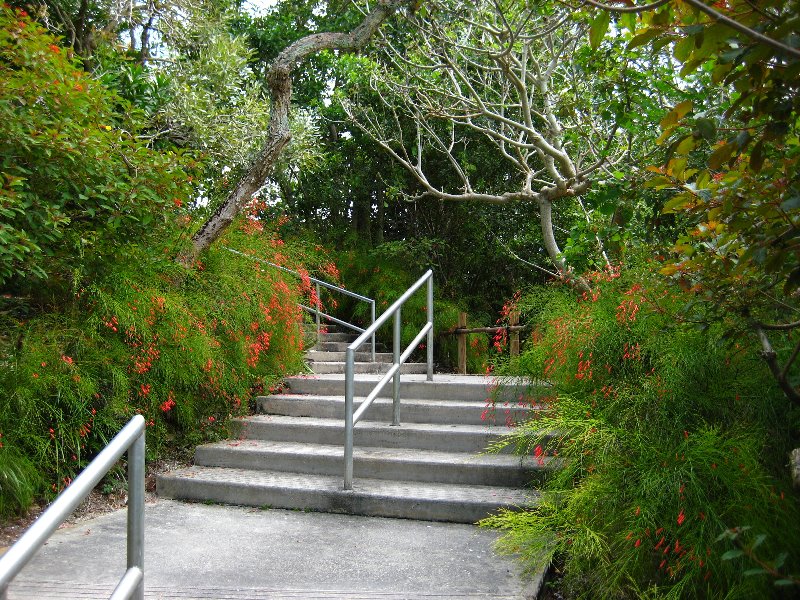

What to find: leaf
left=721, top=549, right=744, bottom=560
left=695, top=170, right=711, bottom=190
left=695, top=118, right=716, bottom=141
left=663, top=195, right=691, bottom=213
left=775, top=580, right=795, bottom=587
left=676, top=136, right=696, bottom=155
left=674, top=100, right=694, bottom=120
left=590, top=11, right=611, bottom=50
left=709, top=143, right=735, bottom=170
left=751, top=534, right=767, bottom=550
left=673, top=36, right=695, bottom=62
left=749, top=140, right=765, bottom=172
left=780, top=195, right=800, bottom=212
left=774, top=552, right=788, bottom=569
left=628, top=29, right=659, bottom=50
left=743, top=568, right=767, bottom=577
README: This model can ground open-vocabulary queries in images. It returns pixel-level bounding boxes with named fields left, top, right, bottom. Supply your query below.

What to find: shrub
left=482, top=265, right=800, bottom=598
left=0, top=224, right=318, bottom=510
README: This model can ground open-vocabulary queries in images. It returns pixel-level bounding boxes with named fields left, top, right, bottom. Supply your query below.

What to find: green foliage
left=334, top=242, right=492, bottom=371
left=0, top=231, right=309, bottom=504
left=482, top=266, right=799, bottom=598
left=0, top=5, right=192, bottom=289
left=617, top=1, right=800, bottom=357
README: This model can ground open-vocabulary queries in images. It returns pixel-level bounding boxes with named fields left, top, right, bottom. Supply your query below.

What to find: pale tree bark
left=187, top=0, right=414, bottom=260
left=343, top=0, right=626, bottom=289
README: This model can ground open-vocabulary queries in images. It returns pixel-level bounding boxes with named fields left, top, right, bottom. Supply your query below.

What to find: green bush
left=0, top=201, right=342, bottom=512
left=482, top=265, right=800, bottom=598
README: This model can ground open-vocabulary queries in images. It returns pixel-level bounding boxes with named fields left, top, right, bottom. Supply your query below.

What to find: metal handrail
left=224, top=246, right=376, bottom=361
left=0, top=415, right=146, bottom=600
left=343, top=270, right=434, bottom=490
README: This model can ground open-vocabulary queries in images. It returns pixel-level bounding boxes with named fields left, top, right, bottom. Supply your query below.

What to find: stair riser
left=234, top=420, right=507, bottom=454
left=309, top=362, right=429, bottom=375
left=306, top=351, right=394, bottom=363
left=157, top=476, right=513, bottom=523
left=285, top=377, right=537, bottom=402
left=258, top=396, right=532, bottom=426
left=195, top=446, right=537, bottom=487
left=315, top=333, right=359, bottom=343
left=315, top=342, right=356, bottom=352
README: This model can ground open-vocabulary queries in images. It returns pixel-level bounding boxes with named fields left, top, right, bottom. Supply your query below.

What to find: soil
left=0, top=456, right=188, bottom=553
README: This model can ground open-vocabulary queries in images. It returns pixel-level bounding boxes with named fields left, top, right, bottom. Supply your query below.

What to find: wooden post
left=457, top=311, right=467, bottom=375
left=510, top=311, right=520, bottom=358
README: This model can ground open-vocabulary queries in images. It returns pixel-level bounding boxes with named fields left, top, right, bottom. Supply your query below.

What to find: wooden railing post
left=457, top=311, right=467, bottom=375
left=510, top=311, right=520, bottom=358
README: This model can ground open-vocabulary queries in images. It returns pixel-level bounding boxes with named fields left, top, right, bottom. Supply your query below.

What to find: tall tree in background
left=343, top=0, right=630, bottom=284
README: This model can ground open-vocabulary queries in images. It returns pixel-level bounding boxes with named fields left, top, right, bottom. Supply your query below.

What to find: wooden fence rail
left=444, top=311, right=523, bottom=374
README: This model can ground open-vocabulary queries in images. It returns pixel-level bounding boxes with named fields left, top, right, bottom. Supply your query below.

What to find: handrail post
left=426, top=274, right=434, bottom=381
left=370, top=300, right=376, bottom=363
left=127, top=430, right=145, bottom=600
left=457, top=312, right=467, bottom=375
left=315, top=282, right=321, bottom=337
left=344, top=347, right=355, bottom=490
left=392, top=307, right=401, bottom=426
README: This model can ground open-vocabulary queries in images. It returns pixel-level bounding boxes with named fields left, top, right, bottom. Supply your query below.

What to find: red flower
left=677, top=510, right=686, bottom=526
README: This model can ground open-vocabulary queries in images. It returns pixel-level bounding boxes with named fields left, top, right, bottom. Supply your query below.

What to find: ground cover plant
left=482, top=263, right=800, bottom=598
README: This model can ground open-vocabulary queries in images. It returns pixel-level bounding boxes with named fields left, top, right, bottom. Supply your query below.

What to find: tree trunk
left=185, top=0, right=412, bottom=261
left=374, top=183, right=385, bottom=246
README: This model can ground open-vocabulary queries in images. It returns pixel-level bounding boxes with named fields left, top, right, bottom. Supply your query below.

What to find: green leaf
left=673, top=36, right=695, bottom=62
left=590, top=11, right=611, bottom=50
left=775, top=580, right=795, bottom=587
left=721, top=549, right=744, bottom=560
left=780, top=195, right=800, bottom=212
left=750, top=140, right=765, bottom=172
left=695, top=118, right=716, bottom=141
left=743, top=568, right=767, bottom=577
left=709, top=143, right=735, bottom=170
left=627, top=29, right=659, bottom=50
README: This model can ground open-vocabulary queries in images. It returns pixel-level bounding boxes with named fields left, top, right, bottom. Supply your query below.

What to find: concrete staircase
left=158, top=328, right=545, bottom=523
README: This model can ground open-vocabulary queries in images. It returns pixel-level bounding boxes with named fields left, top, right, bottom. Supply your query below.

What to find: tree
left=585, top=0, right=800, bottom=403
left=341, top=0, right=632, bottom=285
left=186, top=0, right=416, bottom=259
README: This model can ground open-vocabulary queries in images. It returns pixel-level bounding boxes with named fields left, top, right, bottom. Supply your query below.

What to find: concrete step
left=194, top=440, right=547, bottom=486
left=306, top=350, right=394, bottom=363
left=258, top=394, right=534, bottom=426
left=315, top=332, right=360, bottom=343
left=309, top=361, right=428, bottom=375
left=285, top=374, right=542, bottom=403
left=233, top=415, right=519, bottom=454
left=157, top=466, right=536, bottom=523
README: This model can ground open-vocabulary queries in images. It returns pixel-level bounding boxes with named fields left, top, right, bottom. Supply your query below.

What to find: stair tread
left=199, top=439, right=545, bottom=468
left=262, top=393, right=534, bottom=409
left=160, top=466, right=536, bottom=505
left=241, top=414, right=517, bottom=434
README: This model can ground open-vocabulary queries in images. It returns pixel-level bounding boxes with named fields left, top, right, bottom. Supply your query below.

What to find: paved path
left=6, top=499, right=539, bottom=599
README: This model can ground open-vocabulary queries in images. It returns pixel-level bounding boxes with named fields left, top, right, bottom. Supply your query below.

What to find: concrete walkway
left=6, top=499, right=539, bottom=599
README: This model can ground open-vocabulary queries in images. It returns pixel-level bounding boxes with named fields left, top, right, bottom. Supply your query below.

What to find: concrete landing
left=6, top=499, right=540, bottom=599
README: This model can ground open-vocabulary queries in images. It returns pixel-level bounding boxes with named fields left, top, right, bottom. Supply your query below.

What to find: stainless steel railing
left=0, top=415, right=146, bottom=600
left=344, top=270, right=434, bottom=490
left=224, top=247, right=376, bottom=361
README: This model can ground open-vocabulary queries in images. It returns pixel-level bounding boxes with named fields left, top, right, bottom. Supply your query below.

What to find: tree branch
left=187, top=0, right=412, bottom=259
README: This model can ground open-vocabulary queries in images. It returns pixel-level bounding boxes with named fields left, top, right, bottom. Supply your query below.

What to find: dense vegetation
left=1, top=0, right=798, bottom=596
